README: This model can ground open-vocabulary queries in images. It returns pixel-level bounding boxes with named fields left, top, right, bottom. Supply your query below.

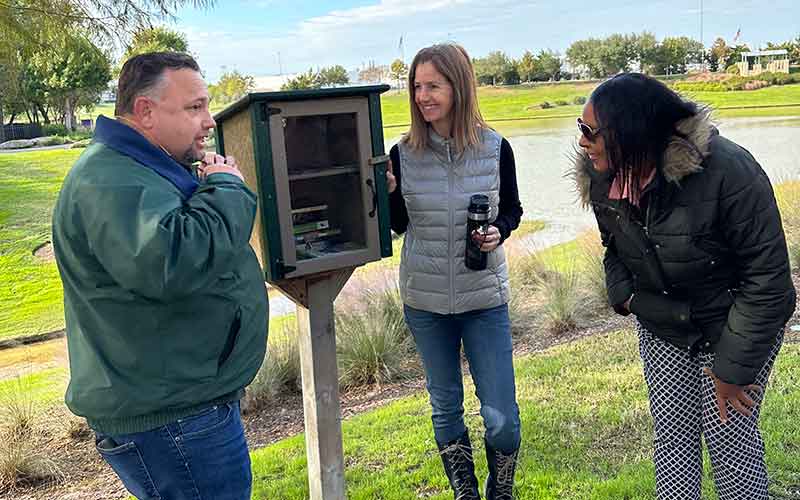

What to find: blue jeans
left=404, top=303, right=521, bottom=452
left=94, top=401, right=251, bottom=500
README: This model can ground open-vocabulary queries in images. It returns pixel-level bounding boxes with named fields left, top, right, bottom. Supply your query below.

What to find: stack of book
left=292, top=204, right=341, bottom=259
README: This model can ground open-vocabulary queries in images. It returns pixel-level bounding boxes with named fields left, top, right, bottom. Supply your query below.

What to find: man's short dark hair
left=115, top=52, right=201, bottom=116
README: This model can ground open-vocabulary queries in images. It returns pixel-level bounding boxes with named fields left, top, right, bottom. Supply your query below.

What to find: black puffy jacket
left=573, top=110, right=796, bottom=385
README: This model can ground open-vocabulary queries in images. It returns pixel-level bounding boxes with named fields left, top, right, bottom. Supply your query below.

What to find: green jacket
left=52, top=117, right=268, bottom=434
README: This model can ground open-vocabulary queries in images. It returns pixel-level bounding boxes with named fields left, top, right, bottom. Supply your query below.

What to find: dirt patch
left=0, top=338, right=67, bottom=380
left=32, top=242, right=54, bottom=263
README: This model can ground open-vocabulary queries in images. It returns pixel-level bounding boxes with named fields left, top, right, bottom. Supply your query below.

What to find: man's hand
left=198, top=152, right=244, bottom=182
left=386, top=159, right=397, bottom=194
left=703, top=367, right=763, bottom=424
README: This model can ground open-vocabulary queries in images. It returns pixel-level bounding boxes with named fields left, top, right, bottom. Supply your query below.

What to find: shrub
left=0, top=378, right=38, bottom=436
left=554, top=100, right=569, bottom=106
left=572, top=96, right=587, bottom=105
left=36, top=136, right=68, bottom=147
left=41, top=124, right=69, bottom=137
left=509, top=247, right=552, bottom=296
left=776, top=181, right=800, bottom=269
left=335, top=283, right=415, bottom=389
left=577, top=231, right=609, bottom=309
left=540, top=101, right=554, bottom=109
left=0, top=429, right=63, bottom=493
left=535, top=266, right=583, bottom=334
left=0, top=379, right=63, bottom=493
left=726, top=64, right=740, bottom=75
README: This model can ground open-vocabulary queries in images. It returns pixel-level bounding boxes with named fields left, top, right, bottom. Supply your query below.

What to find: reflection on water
left=505, top=114, right=800, bottom=249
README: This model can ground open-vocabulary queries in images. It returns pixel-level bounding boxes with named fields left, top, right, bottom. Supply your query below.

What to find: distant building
left=737, top=49, right=790, bottom=76
left=253, top=74, right=296, bottom=91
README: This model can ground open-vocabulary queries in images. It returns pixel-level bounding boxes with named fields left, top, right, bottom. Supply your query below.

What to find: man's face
left=149, top=68, right=215, bottom=165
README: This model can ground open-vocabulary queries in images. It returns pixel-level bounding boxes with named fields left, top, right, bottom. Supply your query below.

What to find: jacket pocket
left=630, top=290, right=693, bottom=328
left=95, top=437, right=161, bottom=500
left=218, top=307, right=242, bottom=368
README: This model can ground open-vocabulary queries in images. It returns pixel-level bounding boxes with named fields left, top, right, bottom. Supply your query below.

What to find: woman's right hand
left=386, top=159, right=397, bottom=193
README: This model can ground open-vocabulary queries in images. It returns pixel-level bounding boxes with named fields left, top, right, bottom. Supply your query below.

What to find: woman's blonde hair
left=404, top=43, right=489, bottom=153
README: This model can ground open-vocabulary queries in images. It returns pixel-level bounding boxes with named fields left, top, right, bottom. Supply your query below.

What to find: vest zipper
left=446, top=139, right=455, bottom=314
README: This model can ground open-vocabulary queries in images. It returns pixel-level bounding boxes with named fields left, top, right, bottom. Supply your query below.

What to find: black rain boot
left=437, top=430, right=481, bottom=500
left=484, top=439, right=519, bottom=500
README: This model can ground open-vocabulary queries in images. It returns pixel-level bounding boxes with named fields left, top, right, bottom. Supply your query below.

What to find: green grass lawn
left=0, top=150, right=82, bottom=339
left=249, top=330, right=800, bottom=500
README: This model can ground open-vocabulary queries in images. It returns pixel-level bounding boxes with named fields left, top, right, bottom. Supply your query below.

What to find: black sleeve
left=598, top=219, right=635, bottom=313
left=493, top=138, right=523, bottom=243
left=388, top=144, right=409, bottom=234
left=712, top=150, right=796, bottom=385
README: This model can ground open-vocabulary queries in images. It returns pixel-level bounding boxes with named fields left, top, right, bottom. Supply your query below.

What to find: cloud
left=182, top=0, right=534, bottom=80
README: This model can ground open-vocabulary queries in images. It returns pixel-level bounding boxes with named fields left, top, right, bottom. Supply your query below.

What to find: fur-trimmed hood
left=572, top=108, right=715, bottom=208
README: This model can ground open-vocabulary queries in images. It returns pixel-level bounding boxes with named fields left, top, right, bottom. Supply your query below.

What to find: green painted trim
left=249, top=103, right=286, bottom=281
left=214, top=85, right=390, bottom=123
left=215, top=123, right=225, bottom=155
left=368, top=93, right=393, bottom=258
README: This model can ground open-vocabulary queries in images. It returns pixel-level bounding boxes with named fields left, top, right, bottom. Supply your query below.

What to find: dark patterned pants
left=637, top=323, right=782, bottom=500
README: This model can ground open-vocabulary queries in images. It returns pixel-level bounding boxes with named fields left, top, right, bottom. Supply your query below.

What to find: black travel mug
left=465, top=194, right=491, bottom=270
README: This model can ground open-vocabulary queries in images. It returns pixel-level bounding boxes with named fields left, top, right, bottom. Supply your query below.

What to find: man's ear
left=131, top=95, right=155, bottom=129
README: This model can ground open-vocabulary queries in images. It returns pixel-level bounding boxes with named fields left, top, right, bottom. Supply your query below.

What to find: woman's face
left=578, top=102, right=609, bottom=173
left=413, top=61, right=454, bottom=136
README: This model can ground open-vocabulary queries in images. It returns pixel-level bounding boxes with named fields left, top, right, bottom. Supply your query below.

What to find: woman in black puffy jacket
left=573, top=72, right=795, bottom=500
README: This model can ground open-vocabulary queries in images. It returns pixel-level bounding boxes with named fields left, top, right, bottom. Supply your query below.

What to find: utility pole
left=700, top=0, right=706, bottom=70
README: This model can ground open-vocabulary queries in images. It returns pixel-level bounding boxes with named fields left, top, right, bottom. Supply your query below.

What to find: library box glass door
left=268, top=98, right=380, bottom=278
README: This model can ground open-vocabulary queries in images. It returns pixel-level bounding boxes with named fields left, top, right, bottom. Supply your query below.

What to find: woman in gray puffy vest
left=386, top=43, right=524, bottom=500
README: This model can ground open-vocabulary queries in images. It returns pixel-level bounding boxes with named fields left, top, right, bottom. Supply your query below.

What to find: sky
left=171, top=0, right=800, bottom=82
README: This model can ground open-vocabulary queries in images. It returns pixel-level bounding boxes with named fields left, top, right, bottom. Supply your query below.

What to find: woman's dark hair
left=589, top=73, right=698, bottom=199
left=115, top=52, right=200, bottom=116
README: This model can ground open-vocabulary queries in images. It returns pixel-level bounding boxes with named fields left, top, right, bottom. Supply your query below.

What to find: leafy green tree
left=117, top=27, right=189, bottom=74
left=632, top=32, right=659, bottom=73
left=282, top=68, right=319, bottom=90
left=1, top=0, right=214, bottom=49
left=209, top=70, right=255, bottom=105
left=597, top=33, right=634, bottom=75
left=473, top=51, right=514, bottom=85
left=316, top=65, right=349, bottom=87
left=536, top=50, right=562, bottom=81
left=389, top=58, right=408, bottom=88
left=724, top=44, right=750, bottom=70
left=567, top=38, right=602, bottom=78
left=32, top=36, right=112, bottom=130
left=650, top=36, right=704, bottom=75
left=708, top=37, right=731, bottom=72
left=517, top=50, right=537, bottom=82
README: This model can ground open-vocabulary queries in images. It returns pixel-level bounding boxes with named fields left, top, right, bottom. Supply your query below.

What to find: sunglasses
left=577, top=118, right=604, bottom=142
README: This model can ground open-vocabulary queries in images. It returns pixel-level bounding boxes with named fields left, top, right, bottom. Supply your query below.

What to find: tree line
left=2, top=0, right=799, bottom=130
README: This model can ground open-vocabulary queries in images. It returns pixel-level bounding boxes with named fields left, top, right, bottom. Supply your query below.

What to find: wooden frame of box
left=213, top=85, right=393, bottom=285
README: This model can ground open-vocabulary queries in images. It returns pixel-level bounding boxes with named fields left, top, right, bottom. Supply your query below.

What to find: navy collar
left=93, top=115, right=199, bottom=199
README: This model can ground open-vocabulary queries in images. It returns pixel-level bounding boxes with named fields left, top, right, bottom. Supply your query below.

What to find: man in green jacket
left=52, top=52, right=268, bottom=500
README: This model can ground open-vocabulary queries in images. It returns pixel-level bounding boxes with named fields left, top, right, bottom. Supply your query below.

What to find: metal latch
left=368, top=154, right=390, bottom=166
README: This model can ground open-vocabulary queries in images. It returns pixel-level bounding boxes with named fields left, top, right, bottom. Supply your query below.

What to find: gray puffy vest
left=398, top=127, right=510, bottom=315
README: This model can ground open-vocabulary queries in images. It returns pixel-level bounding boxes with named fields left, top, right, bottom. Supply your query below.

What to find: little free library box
left=213, top=85, right=393, bottom=284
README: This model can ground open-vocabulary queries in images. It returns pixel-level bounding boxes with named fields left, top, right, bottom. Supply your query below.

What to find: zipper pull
left=446, top=141, right=452, bottom=162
